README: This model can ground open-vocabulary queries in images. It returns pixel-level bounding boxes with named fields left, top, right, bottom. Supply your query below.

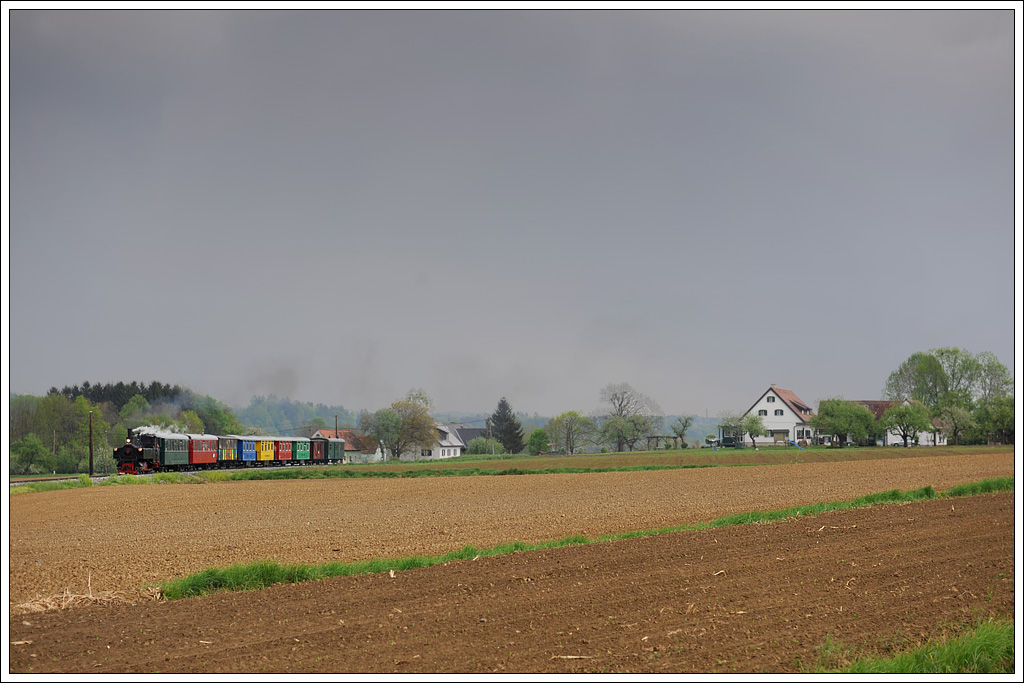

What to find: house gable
left=744, top=385, right=815, bottom=425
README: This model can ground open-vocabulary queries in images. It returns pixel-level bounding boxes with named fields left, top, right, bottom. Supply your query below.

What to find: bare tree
left=598, top=383, right=663, bottom=452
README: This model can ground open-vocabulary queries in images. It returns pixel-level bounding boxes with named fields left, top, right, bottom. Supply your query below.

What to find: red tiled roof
left=855, top=400, right=897, bottom=421
left=313, top=429, right=373, bottom=452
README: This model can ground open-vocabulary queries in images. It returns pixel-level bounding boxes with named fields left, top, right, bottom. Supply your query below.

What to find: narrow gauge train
left=113, top=429, right=346, bottom=474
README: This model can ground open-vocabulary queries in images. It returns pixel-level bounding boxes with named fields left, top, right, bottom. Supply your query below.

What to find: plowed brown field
left=6, top=449, right=1018, bottom=674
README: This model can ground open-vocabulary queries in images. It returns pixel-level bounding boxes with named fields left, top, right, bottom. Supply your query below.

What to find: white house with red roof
left=854, top=400, right=947, bottom=447
left=740, top=385, right=817, bottom=446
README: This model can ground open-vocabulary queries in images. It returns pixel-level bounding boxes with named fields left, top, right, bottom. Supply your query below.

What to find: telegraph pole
left=89, top=410, right=94, bottom=477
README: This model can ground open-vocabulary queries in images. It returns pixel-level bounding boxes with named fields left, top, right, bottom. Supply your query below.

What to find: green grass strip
left=817, top=617, right=1015, bottom=673
left=943, top=477, right=1014, bottom=497
left=8, top=464, right=716, bottom=493
left=156, top=478, right=1011, bottom=600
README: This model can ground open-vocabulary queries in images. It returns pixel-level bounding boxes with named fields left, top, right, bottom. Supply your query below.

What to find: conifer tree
left=488, top=397, right=525, bottom=454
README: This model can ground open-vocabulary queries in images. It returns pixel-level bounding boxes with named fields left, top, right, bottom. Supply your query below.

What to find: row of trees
left=883, top=348, right=1013, bottom=445
left=9, top=384, right=246, bottom=475
left=810, top=398, right=928, bottom=448
left=354, top=384, right=688, bottom=459
left=524, top=383, right=699, bottom=455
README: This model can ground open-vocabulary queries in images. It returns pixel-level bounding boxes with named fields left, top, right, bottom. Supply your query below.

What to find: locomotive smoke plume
left=133, top=424, right=185, bottom=437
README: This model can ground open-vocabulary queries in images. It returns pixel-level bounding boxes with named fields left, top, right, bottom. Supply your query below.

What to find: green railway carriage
left=148, top=432, right=189, bottom=468
left=292, top=437, right=311, bottom=462
left=311, top=436, right=346, bottom=463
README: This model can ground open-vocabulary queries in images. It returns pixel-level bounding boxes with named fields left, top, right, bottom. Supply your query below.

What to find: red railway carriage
left=273, top=437, right=293, bottom=463
left=186, top=434, right=219, bottom=466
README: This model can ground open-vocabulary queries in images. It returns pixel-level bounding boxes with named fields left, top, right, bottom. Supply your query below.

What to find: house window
left=775, top=409, right=784, bottom=416
left=758, top=410, right=767, bottom=416
left=767, top=396, right=775, bottom=403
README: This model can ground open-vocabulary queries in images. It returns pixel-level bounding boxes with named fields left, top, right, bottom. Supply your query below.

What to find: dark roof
left=453, top=427, right=488, bottom=445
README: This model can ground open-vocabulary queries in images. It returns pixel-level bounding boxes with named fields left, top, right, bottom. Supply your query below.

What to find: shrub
left=466, top=437, right=505, bottom=455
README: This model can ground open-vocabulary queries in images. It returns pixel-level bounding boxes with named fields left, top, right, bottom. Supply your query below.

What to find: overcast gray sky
left=5, top=7, right=1020, bottom=418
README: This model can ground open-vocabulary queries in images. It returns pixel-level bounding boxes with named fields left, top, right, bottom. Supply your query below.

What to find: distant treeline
left=49, top=381, right=187, bottom=413
left=236, top=395, right=359, bottom=436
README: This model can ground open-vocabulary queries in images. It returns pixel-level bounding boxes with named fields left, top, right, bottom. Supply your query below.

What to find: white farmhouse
left=394, top=423, right=466, bottom=462
left=739, top=385, right=817, bottom=446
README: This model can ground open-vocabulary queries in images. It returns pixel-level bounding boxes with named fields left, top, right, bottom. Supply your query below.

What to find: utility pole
left=89, top=410, right=94, bottom=477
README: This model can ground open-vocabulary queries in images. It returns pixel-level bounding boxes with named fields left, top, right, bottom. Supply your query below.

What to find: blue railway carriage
left=221, top=435, right=259, bottom=465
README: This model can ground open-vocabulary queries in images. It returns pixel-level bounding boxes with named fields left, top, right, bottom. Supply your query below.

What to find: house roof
left=311, top=429, right=380, bottom=452
left=452, top=427, right=488, bottom=445
left=436, top=424, right=466, bottom=448
left=746, top=385, right=815, bottom=423
left=854, top=400, right=897, bottom=421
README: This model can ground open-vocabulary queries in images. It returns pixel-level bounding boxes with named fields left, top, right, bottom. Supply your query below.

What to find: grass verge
left=814, top=617, right=1014, bottom=673
left=157, top=477, right=1012, bottom=600
left=8, top=464, right=713, bottom=494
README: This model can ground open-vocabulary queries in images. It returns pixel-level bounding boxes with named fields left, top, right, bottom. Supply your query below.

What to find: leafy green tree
left=931, top=347, right=981, bottom=410
left=119, top=394, right=150, bottom=421
left=359, top=390, right=437, bottom=461
left=884, top=352, right=948, bottom=409
left=466, top=437, right=506, bottom=455
left=546, top=411, right=596, bottom=455
left=192, top=395, right=243, bottom=435
left=43, top=445, right=81, bottom=474
left=938, top=404, right=975, bottom=446
left=359, top=408, right=401, bottom=460
left=741, top=413, right=766, bottom=448
left=717, top=412, right=743, bottom=444
left=812, top=398, right=876, bottom=448
left=11, top=434, right=48, bottom=475
left=488, top=398, right=525, bottom=454
left=179, top=410, right=205, bottom=434
left=526, top=428, right=549, bottom=455
left=971, top=395, right=1014, bottom=445
left=975, top=352, right=1013, bottom=402
left=10, top=395, right=42, bottom=442
left=598, top=415, right=633, bottom=453
left=881, top=401, right=933, bottom=448
left=670, top=415, right=695, bottom=445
